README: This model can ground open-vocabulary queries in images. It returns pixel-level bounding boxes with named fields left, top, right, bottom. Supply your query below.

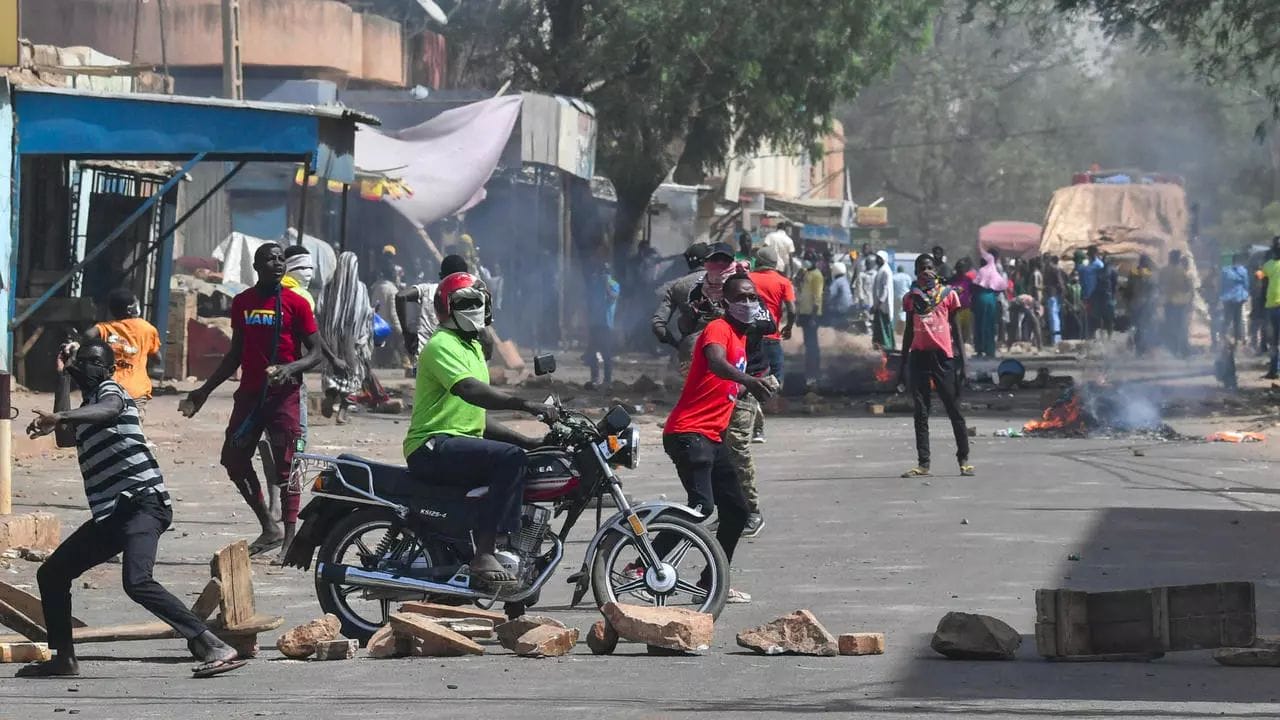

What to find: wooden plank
left=210, top=541, right=255, bottom=629
left=397, top=601, right=507, bottom=624
left=0, top=614, right=283, bottom=646
left=0, top=581, right=86, bottom=629
left=0, top=598, right=46, bottom=642
left=189, top=578, right=223, bottom=622
left=0, top=642, right=51, bottom=663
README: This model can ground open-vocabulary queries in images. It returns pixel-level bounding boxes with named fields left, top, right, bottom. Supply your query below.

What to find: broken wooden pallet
left=1036, top=582, right=1255, bottom=659
left=0, top=541, right=282, bottom=657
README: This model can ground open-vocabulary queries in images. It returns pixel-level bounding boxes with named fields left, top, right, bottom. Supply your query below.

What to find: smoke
left=1083, top=382, right=1163, bottom=431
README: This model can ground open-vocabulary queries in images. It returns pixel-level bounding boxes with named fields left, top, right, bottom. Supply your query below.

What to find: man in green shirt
left=404, top=272, right=557, bottom=590
left=1263, top=246, right=1280, bottom=379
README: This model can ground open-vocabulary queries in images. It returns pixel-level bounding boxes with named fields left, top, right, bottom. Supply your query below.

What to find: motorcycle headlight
left=606, top=426, right=640, bottom=469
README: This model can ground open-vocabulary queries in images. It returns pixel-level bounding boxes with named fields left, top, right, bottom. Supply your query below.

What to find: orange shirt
left=94, top=318, right=161, bottom=400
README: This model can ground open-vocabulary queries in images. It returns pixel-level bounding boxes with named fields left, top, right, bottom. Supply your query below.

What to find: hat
left=684, top=242, right=711, bottom=261
left=755, top=245, right=780, bottom=268
left=831, top=261, right=847, bottom=277
left=382, top=244, right=397, bottom=256
left=876, top=250, right=889, bottom=263
left=707, top=242, right=735, bottom=260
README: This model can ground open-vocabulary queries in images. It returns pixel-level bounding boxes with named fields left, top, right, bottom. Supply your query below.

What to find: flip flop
left=901, top=467, right=931, bottom=478
left=959, top=465, right=976, bottom=477
left=247, top=537, right=284, bottom=557
left=468, top=560, right=519, bottom=592
left=192, top=657, right=247, bottom=679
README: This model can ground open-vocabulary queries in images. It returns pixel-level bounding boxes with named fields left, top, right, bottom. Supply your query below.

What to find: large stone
left=838, top=633, right=886, bottom=656
left=496, top=616, right=566, bottom=650
left=388, top=612, right=484, bottom=656
left=586, top=620, right=619, bottom=655
left=1214, top=645, right=1280, bottom=667
left=510, top=625, right=579, bottom=658
left=736, top=610, right=838, bottom=657
left=365, top=625, right=405, bottom=659
left=601, top=602, right=713, bottom=653
left=276, top=614, right=341, bottom=659
left=397, top=601, right=507, bottom=624
left=0, top=513, right=60, bottom=553
left=930, top=612, right=1021, bottom=660
left=313, top=638, right=358, bottom=661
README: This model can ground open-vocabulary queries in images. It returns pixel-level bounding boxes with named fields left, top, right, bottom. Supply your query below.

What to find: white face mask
left=288, top=267, right=315, bottom=287
left=452, top=307, right=486, bottom=333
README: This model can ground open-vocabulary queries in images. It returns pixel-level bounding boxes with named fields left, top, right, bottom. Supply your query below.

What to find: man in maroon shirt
left=184, top=243, right=323, bottom=557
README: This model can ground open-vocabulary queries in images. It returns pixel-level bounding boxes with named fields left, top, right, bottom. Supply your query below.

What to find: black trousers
left=407, top=435, right=527, bottom=535
left=908, top=350, right=969, bottom=468
left=661, top=433, right=750, bottom=566
left=39, top=494, right=206, bottom=654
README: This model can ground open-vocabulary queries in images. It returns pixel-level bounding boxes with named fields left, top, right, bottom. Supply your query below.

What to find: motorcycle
left=282, top=355, right=729, bottom=640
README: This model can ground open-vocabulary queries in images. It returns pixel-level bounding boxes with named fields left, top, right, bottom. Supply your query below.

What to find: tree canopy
left=443, top=0, right=940, bottom=241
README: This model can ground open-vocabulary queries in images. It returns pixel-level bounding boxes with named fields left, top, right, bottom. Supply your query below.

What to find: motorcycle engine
left=510, top=504, right=552, bottom=558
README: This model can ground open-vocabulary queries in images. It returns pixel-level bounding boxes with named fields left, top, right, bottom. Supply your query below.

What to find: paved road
left=1, top=385, right=1278, bottom=719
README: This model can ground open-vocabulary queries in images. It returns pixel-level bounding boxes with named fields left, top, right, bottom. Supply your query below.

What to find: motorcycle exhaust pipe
left=317, top=562, right=484, bottom=600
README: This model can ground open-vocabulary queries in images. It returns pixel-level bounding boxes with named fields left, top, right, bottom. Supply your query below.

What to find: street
left=1, top=357, right=1277, bottom=720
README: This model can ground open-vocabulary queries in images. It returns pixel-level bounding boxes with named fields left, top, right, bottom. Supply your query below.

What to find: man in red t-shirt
left=895, top=254, right=972, bottom=479
left=662, top=275, right=773, bottom=603
left=184, top=243, right=323, bottom=558
left=748, top=246, right=796, bottom=445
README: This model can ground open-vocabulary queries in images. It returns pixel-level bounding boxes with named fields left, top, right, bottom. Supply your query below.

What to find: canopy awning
left=11, top=85, right=377, bottom=182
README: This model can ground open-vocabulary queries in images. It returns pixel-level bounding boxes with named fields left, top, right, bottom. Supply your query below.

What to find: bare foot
left=16, top=655, right=79, bottom=678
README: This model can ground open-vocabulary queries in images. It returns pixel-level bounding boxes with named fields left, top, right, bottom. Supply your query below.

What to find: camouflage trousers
left=724, top=391, right=761, bottom=514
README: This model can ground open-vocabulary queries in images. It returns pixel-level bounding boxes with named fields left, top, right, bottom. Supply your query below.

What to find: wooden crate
left=165, top=289, right=196, bottom=380
left=1036, top=582, right=1255, bottom=658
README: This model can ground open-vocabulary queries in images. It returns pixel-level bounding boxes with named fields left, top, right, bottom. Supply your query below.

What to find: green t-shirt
left=403, top=329, right=489, bottom=458
left=1264, top=259, right=1280, bottom=309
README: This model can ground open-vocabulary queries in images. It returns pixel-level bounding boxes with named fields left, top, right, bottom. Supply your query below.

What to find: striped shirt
left=75, top=380, right=170, bottom=523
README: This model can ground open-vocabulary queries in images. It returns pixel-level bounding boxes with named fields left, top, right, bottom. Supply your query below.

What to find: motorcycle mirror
left=533, top=354, right=557, bottom=376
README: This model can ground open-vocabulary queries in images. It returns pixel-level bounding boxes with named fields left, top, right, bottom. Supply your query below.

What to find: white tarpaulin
left=355, top=95, right=523, bottom=229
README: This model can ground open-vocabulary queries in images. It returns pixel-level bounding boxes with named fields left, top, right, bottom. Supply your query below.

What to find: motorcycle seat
left=334, top=454, right=491, bottom=500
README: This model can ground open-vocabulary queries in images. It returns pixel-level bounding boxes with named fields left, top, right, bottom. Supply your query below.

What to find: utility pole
left=221, top=0, right=243, bottom=100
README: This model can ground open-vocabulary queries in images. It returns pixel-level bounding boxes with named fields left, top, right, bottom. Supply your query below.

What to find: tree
left=442, top=0, right=940, bottom=246
left=974, top=0, right=1280, bottom=120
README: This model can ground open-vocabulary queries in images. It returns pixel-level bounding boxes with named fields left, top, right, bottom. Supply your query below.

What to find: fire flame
left=874, top=352, right=893, bottom=384
left=1024, top=395, right=1083, bottom=433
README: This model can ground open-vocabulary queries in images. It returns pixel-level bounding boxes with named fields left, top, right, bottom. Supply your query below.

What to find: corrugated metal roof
left=12, top=85, right=381, bottom=126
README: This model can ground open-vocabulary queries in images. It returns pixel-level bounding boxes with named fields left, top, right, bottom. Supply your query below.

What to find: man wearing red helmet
left=403, top=272, right=558, bottom=590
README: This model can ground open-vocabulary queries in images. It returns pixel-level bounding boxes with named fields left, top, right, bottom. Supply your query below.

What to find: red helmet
left=434, top=272, right=492, bottom=329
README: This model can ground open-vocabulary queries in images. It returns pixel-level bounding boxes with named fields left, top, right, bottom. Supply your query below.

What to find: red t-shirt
left=664, top=319, right=747, bottom=442
left=231, top=286, right=319, bottom=393
left=749, top=270, right=796, bottom=341
left=906, top=289, right=961, bottom=357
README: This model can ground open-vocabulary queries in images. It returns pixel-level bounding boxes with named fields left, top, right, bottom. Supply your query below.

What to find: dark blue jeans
left=407, top=435, right=527, bottom=534
left=799, top=315, right=821, bottom=384
left=762, top=338, right=785, bottom=383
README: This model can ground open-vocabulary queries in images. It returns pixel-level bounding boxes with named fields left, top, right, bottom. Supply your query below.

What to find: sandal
left=192, top=657, right=247, bottom=679
left=468, top=555, right=519, bottom=592
left=726, top=588, right=752, bottom=604
left=901, top=467, right=931, bottom=478
left=960, top=464, right=976, bottom=477
left=15, top=659, right=79, bottom=678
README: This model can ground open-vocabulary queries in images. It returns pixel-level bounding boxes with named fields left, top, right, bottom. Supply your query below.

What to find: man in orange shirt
left=86, top=289, right=161, bottom=419
left=748, top=246, right=795, bottom=443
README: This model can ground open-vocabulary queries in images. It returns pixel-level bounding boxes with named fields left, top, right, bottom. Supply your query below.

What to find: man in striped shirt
left=18, top=341, right=244, bottom=679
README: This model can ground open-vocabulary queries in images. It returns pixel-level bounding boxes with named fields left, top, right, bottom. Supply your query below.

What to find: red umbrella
left=979, top=221, right=1043, bottom=259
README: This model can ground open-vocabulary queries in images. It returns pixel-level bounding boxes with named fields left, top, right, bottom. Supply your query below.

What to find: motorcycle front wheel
left=591, top=515, right=729, bottom=619
left=314, top=507, right=445, bottom=642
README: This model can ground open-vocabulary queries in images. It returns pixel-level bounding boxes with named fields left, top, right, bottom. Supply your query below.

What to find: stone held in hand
left=601, top=602, right=713, bottom=653
left=511, top=625, right=579, bottom=658
left=388, top=612, right=484, bottom=656
left=838, top=633, right=886, bottom=656
left=736, top=609, right=838, bottom=657
left=276, top=614, right=342, bottom=659
left=496, top=616, right=566, bottom=651
left=930, top=612, right=1021, bottom=660
left=586, top=620, right=619, bottom=655
left=313, top=638, right=358, bottom=661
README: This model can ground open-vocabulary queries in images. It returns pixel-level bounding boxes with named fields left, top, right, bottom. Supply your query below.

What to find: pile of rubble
left=274, top=602, right=886, bottom=661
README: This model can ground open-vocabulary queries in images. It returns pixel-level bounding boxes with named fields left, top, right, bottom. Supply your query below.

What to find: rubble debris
left=387, top=612, right=484, bottom=656
left=631, top=375, right=663, bottom=393
left=1206, top=431, right=1265, bottom=443
left=930, top=612, right=1021, bottom=660
left=838, top=633, right=885, bottom=656
left=397, top=601, right=507, bottom=624
left=0, top=641, right=51, bottom=663
left=276, top=614, right=341, bottom=659
left=508, top=624, right=579, bottom=658
left=586, top=620, right=619, bottom=655
left=313, top=638, right=358, bottom=661
left=737, top=609, right=838, bottom=657
left=17, top=547, right=50, bottom=563
left=365, top=625, right=405, bottom=659
left=496, top=616, right=565, bottom=649
left=432, top=618, right=495, bottom=639
left=1214, top=645, right=1280, bottom=667
left=601, top=602, right=713, bottom=653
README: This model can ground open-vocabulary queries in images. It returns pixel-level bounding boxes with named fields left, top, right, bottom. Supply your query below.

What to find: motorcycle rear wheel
left=591, top=515, right=729, bottom=619
left=315, top=508, right=446, bottom=642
